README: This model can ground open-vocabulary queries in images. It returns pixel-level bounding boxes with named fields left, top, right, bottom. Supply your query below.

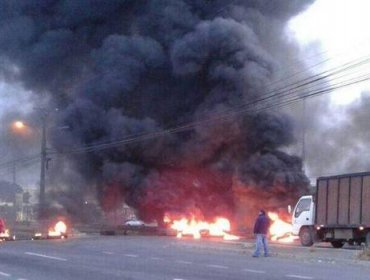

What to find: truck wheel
left=299, top=227, right=314, bottom=247
left=330, top=241, right=344, bottom=248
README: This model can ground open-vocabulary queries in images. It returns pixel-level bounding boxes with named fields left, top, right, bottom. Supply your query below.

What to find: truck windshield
left=294, top=198, right=311, bottom=218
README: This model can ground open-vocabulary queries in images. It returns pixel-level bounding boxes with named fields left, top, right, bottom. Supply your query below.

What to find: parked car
left=124, top=219, right=145, bottom=227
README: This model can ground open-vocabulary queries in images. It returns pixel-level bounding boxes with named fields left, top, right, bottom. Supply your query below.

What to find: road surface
left=0, top=236, right=369, bottom=280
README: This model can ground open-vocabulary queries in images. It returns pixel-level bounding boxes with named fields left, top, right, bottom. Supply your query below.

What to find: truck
left=292, top=172, right=370, bottom=248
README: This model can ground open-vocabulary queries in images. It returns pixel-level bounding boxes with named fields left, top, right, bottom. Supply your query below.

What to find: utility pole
left=12, top=161, right=16, bottom=184
left=36, top=107, right=66, bottom=219
left=39, top=110, right=48, bottom=219
left=301, top=98, right=306, bottom=171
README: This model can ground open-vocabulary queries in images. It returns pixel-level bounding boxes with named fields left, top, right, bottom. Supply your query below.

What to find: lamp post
left=12, top=111, right=49, bottom=219
left=13, top=121, right=26, bottom=130
left=12, top=112, right=67, bottom=220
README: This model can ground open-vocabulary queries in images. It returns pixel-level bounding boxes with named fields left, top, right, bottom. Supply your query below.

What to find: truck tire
left=330, top=241, right=344, bottom=248
left=299, top=227, right=314, bottom=247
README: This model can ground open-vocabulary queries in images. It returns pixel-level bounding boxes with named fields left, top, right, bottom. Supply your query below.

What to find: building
left=0, top=181, right=35, bottom=222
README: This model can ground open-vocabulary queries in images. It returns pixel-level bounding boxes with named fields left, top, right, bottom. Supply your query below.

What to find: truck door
left=292, top=197, right=314, bottom=235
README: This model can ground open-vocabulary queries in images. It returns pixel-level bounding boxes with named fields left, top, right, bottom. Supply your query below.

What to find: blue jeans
left=253, top=234, right=269, bottom=257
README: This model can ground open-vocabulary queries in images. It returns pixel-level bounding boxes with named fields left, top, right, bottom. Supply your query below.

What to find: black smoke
left=0, top=0, right=313, bottom=223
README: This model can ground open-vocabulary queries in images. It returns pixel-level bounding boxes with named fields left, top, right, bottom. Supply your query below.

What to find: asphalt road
left=0, top=236, right=369, bottom=280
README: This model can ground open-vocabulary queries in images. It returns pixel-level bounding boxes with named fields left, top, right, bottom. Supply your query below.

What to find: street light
left=8, top=121, right=32, bottom=184
left=10, top=118, right=46, bottom=218
left=11, top=120, right=32, bottom=136
left=12, top=109, right=49, bottom=218
left=13, top=121, right=26, bottom=130
left=11, top=109, right=63, bottom=220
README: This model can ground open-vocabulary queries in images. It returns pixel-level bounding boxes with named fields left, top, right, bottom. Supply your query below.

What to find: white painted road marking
left=286, top=275, right=314, bottom=279
left=25, top=252, right=67, bottom=262
left=243, top=268, right=266, bottom=274
left=102, top=251, right=114, bottom=255
left=0, top=272, right=10, bottom=277
left=206, top=264, right=229, bottom=269
left=124, top=254, right=138, bottom=258
left=175, top=260, right=192, bottom=265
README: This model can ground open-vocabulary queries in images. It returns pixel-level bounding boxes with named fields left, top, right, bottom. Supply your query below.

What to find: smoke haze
left=0, top=0, right=314, bottom=223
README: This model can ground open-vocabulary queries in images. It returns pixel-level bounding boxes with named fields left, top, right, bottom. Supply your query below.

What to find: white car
left=124, top=220, right=145, bottom=227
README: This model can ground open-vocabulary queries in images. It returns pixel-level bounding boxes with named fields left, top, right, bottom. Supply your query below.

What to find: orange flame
left=268, top=212, right=298, bottom=243
left=48, top=221, right=67, bottom=237
left=165, top=215, right=239, bottom=240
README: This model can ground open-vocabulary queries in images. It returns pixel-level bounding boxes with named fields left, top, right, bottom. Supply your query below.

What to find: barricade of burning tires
left=0, top=229, right=16, bottom=242
left=97, top=211, right=297, bottom=244
left=32, top=220, right=68, bottom=240
left=0, top=216, right=70, bottom=242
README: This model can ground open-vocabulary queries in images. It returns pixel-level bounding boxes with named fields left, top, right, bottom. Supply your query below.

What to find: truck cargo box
left=316, top=172, right=370, bottom=227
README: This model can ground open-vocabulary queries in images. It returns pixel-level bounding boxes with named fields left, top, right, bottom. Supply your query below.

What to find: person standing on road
left=252, top=209, right=270, bottom=257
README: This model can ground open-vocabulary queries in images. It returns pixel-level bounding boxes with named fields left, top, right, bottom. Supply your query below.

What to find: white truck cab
left=292, top=195, right=315, bottom=245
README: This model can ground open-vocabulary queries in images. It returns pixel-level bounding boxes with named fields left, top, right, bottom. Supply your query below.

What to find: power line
left=2, top=51, right=370, bottom=167
left=0, top=154, right=40, bottom=170
left=48, top=48, right=370, bottom=153
left=1, top=53, right=368, bottom=163
left=0, top=157, right=41, bottom=177
left=42, top=53, right=370, bottom=154
left=48, top=69, right=370, bottom=156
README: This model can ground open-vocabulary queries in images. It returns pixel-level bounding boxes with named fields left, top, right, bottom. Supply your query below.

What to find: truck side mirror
left=288, top=205, right=292, bottom=214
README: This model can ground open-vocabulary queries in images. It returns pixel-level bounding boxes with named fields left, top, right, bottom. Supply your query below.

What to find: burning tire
left=299, top=227, right=313, bottom=247
left=0, top=230, right=16, bottom=241
left=33, top=220, right=69, bottom=240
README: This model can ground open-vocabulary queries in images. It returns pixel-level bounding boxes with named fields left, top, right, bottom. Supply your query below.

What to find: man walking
left=252, top=209, right=270, bottom=257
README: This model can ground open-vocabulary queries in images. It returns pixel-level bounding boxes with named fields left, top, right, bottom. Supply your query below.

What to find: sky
left=0, top=82, right=33, bottom=117
left=287, top=0, right=370, bottom=181
left=288, top=0, right=370, bottom=105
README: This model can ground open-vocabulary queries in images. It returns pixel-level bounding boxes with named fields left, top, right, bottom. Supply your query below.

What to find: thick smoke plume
left=303, top=92, right=370, bottom=179
left=0, top=0, right=313, bottom=225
